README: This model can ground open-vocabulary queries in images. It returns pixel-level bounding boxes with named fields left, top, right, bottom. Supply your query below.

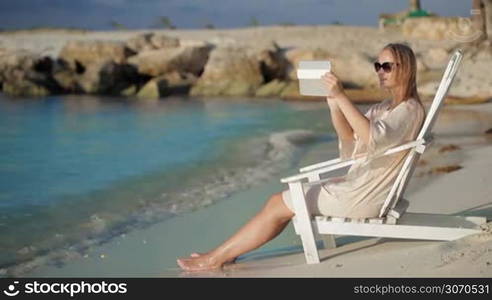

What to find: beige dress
left=282, top=97, right=425, bottom=218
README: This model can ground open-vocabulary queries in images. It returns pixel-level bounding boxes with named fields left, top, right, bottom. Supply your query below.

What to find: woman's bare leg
left=177, top=192, right=295, bottom=271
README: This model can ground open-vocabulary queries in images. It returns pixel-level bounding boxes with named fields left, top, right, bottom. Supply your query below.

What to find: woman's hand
left=322, top=71, right=346, bottom=101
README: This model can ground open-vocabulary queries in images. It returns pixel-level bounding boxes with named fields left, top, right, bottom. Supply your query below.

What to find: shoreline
left=22, top=100, right=492, bottom=278
left=0, top=97, right=338, bottom=277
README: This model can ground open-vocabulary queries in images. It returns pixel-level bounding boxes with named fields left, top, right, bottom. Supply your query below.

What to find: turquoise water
left=0, top=94, right=337, bottom=274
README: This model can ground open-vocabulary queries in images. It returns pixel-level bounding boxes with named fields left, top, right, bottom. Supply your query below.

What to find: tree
left=109, top=20, right=126, bottom=30
left=248, top=16, right=260, bottom=27
left=156, top=16, right=176, bottom=29
left=278, top=22, right=296, bottom=26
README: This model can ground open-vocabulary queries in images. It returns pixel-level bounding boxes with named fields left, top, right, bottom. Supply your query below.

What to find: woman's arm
left=335, top=94, right=370, bottom=145
left=327, top=98, right=353, bottom=141
left=323, top=72, right=370, bottom=145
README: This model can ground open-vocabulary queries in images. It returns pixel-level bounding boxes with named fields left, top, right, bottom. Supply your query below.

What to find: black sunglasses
left=374, top=61, right=398, bottom=73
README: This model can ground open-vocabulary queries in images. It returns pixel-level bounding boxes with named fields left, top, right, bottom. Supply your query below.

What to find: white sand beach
left=25, top=99, right=492, bottom=278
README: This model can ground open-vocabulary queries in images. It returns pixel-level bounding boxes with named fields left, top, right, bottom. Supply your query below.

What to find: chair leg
left=321, top=234, right=337, bottom=249
left=288, top=182, right=320, bottom=264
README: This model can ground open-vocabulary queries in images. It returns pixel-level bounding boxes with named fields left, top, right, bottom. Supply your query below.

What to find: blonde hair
left=382, top=43, right=421, bottom=105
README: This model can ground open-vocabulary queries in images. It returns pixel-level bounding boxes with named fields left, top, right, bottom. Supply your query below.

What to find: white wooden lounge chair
left=280, top=49, right=488, bottom=264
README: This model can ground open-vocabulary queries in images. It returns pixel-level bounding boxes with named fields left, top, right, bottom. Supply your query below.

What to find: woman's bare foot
left=189, top=252, right=236, bottom=263
left=177, top=254, right=223, bottom=271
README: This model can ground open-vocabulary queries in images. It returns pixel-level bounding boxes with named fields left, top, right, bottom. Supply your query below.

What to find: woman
left=177, top=43, right=426, bottom=271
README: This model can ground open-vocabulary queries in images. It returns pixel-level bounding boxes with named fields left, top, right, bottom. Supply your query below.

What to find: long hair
left=382, top=43, right=421, bottom=104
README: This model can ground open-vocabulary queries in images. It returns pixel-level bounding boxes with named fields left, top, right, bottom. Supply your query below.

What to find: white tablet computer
left=297, top=60, right=331, bottom=96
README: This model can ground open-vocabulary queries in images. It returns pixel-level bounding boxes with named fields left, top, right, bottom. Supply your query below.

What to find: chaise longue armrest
left=280, top=137, right=432, bottom=184
left=298, top=134, right=434, bottom=173
left=299, top=157, right=345, bottom=172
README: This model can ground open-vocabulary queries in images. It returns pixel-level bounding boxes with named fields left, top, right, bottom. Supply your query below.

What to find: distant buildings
left=378, top=0, right=435, bottom=31
left=380, top=0, right=492, bottom=42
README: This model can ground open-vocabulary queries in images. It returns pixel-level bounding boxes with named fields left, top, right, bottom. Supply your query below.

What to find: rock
left=126, top=33, right=180, bottom=53
left=255, top=79, right=288, bottom=97
left=285, top=48, right=378, bottom=89
left=77, top=60, right=140, bottom=95
left=0, top=49, right=38, bottom=68
left=52, top=59, right=82, bottom=93
left=121, top=85, right=138, bottom=96
left=52, top=69, right=80, bottom=93
left=3, top=76, right=51, bottom=97
left=279, top=81, right=299, bottom=99
left=2, top=69, right=60, bottom=97
left=277, top=82, right=387, bottom=103
left=331, top=53, right=380, bottom=89
left=403, top=17, right=477, bottom=41
left=207, top=36, right=241, bottom=48
left=415, top=54, right=429, bottom=74
left=126, top=33, right=156, bottom=53
left=284, top=48, right=331, bottom=80
left=159, top=71, right=197, bottom=95
left=249, top=41, right=289, bottom=82
left=128, top=45, right=211, bottom=77
left=134, top=71, right=196, bottom=99
left=0, top=50, right=61, bottom=97
left=422, top=47, right=449, bottom=69
left=59, top=40, right=136, bottom=70
left=0, top=50, right=44, bottom=82
left=190, top=46, right=263, bottom=97
left=136, top=78, right=168, bottom=99
left=418, top=46, right=492, bottom=99
left=150, top=34, right=180, bottom=49
left=179, top=39, right=213, bottom=48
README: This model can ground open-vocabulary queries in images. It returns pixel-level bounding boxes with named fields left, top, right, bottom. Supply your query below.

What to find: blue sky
left=0, top=0, right=472, bottom=30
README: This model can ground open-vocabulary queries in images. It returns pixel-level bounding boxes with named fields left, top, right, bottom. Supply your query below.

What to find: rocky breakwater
left=188, top=41, right=391, bottom=102
left=0, top=33, right=212, bottom=100
left=417, top=40, right=492, bottom=104
left=1, top=31, right=491, bottom=104
left=0, top=48, right=61, bottom=97
left=0, top=32, right=391, bottom=102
